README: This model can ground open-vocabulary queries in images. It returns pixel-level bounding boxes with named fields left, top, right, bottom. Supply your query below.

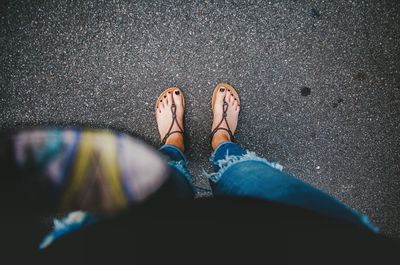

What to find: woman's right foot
left=211, top=86, right=240, bottom=150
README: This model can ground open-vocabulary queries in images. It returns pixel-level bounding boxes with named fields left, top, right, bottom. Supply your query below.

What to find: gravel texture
left=1, top=0, right=399, bottom=236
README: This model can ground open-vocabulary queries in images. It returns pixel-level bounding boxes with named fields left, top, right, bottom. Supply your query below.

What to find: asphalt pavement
left=1, top=0, right=399, bottom=237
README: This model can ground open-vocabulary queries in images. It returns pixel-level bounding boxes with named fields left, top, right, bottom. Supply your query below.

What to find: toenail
left=160, top=99, right=162, bottom=102
left=168, top=91, right=171, bottom=93
left=220, top=88, right=225, bottom=92
left=175, top=90, right=180, bottom=95
left=164, top=95, right=166, bottom=98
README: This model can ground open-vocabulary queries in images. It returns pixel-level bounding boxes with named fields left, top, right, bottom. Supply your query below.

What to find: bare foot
left=211, top=87, right=240, bottom=150
left=156, top=88, right=185, bottom=151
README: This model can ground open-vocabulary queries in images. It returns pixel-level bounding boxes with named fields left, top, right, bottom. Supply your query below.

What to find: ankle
left=165, top=134, right=185, bottom=152
left=211, top=131, right=230, bottom=150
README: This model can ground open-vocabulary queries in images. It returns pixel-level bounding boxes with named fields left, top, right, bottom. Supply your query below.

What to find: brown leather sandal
left=211, top=83, right=240, bottom=145
left=155, top=87, right=185, bottom=145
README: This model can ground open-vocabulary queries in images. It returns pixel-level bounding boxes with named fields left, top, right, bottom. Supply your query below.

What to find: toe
left=225, top=91, right=232, bottom=103
left=166, top=91, right=172, bottom=106
left=157, top=100, right=163, bottom=110
left=233, top=100, right=239, bottom=111
left=173, top=89, right=183, bottom=107
left=215, top=86, right=227, bottom=105
left=162, top=97, right=169, bottom=109
left=157, top=99, right=164, bottom=113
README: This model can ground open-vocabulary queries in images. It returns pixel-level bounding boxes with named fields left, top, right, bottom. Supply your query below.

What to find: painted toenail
left=160, top=99, right=162, bottom=102
left=164, top=95, right=166, bottom=98
left=168, top=91, right=171, bottom=93
left=175, top=90, right=180, bottom=95
left=220, top=88, right=225, bottom=92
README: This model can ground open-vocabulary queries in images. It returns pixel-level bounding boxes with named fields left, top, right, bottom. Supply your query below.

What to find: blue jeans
left=159, top=142, right=378, bottom=232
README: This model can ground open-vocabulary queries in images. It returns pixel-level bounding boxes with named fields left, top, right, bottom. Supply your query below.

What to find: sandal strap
left=162, top=130, right=184, bottom=145
left=210, top=101, right=235, bottom=144
left=211, top=127, right=235, bottom=142
left=161, top=101, right=184, bottom=145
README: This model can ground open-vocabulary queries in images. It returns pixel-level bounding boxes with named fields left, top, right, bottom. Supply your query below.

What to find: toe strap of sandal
left=210, top=101, right=235, bottom=144
left=161, top=102, right=184, bottom=145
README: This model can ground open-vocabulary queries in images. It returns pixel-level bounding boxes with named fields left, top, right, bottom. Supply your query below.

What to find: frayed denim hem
left=211, top=141, right=237, bottom=158
left=360, top=215, right=380, bottom=233
left=168, top=160, right=192, bottom=182
left=206, top=151, right=283, bottom=183
left=39, top=211, right=96, bottom=250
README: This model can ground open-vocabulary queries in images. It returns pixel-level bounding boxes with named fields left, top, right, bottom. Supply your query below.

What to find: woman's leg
left=209, top=83, right=377, bottom=231
left=156, top=87, right=194, bottom=198
left=208, top=142, right=377, bottom=231
left=159, top=144, right=194, bottom=199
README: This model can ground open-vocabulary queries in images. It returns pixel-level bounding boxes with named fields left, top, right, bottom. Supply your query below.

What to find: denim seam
left=159, top=145, right=192, bottom=183
left=160, top=144, right=188, bottom=163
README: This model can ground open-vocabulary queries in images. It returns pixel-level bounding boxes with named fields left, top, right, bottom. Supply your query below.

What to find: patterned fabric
left=13, top=128, right=168, bottom=215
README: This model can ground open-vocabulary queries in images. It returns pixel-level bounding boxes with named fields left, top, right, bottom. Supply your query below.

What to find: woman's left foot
left=211, top=83, right=240, bottom=150
left=155, top=87, right=185, bottom=151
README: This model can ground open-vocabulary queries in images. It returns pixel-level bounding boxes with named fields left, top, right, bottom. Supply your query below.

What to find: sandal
left=155, top=87, right=185, bottom=145
left=211, top=83, right=240, bottom=144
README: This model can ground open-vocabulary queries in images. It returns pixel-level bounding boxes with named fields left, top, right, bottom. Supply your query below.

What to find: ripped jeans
left=159, top=142, right=378, bottom=232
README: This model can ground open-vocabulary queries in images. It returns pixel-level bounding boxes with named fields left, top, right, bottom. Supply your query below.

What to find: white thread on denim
left=360, top=215, right=380, bottom=233
left=168, top=160, right=192, bottom=182
left=205, top=151, right=283, bottom=183
left=39, top=211, right=90, bottom=249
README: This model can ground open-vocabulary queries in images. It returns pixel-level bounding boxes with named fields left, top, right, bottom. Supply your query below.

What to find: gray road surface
left=1, top=0, right=399, bottom=236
